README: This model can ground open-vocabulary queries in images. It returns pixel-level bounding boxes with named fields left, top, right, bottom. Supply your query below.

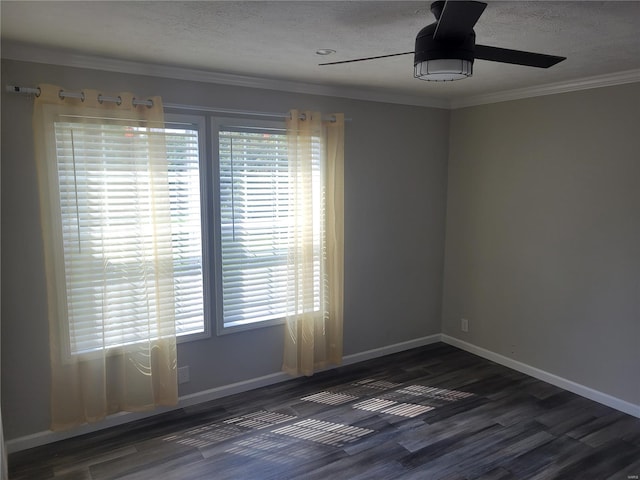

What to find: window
left=164, top=118, right=207, bottom=339
left=51, top=114, right=206, bottom=354
left=214, top=121, right=323, bottom=332
left=50, top=110, right=326, bottom=345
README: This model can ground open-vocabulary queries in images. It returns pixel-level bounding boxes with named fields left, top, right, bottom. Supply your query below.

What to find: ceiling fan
left=319, top=0, right=566, bottom=81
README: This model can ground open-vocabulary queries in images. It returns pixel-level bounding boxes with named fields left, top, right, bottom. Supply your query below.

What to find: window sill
left=177, top=329, right=211, bottom=344
left=216, top=317, right=285, bottom=336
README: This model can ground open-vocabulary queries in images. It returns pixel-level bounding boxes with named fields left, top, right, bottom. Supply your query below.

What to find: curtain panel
left=33, top=84, right=178, bottom=430
left=283, top=110, right=345, bottom=376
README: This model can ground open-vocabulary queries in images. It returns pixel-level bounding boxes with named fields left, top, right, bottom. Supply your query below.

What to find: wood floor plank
left=581, top=415, right=640, bottom=447
left=294, top=440, right=410, bottom=480
left=89, top=445, right=204, bottom=480
left=473, top=466, right=519, bottom=480
left=552, top=439, right=639, bottom=480
left=494, top=427, right=613, bottom=480
left=8, top=343, right=640, bottom=479
left=606, top=456, right=640, bottom=480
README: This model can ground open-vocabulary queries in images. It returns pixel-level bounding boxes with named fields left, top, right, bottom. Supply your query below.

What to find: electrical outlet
left=178, top=366, right=190, bottom=384
left=461, top=318, right=469, bottom=333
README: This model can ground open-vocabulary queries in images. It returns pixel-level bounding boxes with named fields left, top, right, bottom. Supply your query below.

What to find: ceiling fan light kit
left=413, top=19, right=476, bottom=81
left=320, top=0, right=566, bottom=82
left=414, top=58, right=473, bottom=81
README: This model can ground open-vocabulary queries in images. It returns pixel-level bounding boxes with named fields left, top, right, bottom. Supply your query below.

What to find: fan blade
left=319, top=51, right=414, bottom=66
left=433, top=1, right=487, bottom=40
left=475, top=44, right=566, bottom=68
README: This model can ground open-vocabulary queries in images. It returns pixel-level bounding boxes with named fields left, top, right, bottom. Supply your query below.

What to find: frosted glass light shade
left=414, top=58, right=473, bottom=81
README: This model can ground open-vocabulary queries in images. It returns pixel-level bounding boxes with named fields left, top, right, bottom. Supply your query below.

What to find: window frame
left=165, top=113, right=212, bottom=344
left=211, top=116, right=290, bottom=336
left=46, top=109, right=212, bottom=357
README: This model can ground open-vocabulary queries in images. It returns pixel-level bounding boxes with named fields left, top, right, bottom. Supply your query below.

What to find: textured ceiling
left=2, top=1, right=640, bottom=106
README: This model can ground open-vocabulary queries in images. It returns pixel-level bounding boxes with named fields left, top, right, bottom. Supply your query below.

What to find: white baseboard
left=342, top=334, right=442, bottom=366
left=5, top=334, right=441, bottom=454
left=9, top=333, right=636, bottom=453
left=441, top=334, right=640, bottom=419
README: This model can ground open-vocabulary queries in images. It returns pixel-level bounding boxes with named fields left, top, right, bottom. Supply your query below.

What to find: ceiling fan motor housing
left=414, top=23, right=476, bottom=66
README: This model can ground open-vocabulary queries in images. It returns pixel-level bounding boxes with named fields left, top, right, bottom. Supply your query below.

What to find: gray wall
left=0, top=59, right=450, bottom=440
left=442, top=83, right=640, bottom=405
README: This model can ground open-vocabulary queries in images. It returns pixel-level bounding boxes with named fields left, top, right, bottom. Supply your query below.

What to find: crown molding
left=0, top=41, right=450, bottom=110
left=450, top=68, right=640, bottom=109
left=3, top=41, right=639, bottom=111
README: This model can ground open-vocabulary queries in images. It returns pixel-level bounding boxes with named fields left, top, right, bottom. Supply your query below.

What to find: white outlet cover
left=178, top=366, right=190, bottom=384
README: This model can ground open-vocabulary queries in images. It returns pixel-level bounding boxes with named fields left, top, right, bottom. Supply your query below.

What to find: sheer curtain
left=33, top=85, right=177, bottom=430
left=283, top=110, right=344, bottom=376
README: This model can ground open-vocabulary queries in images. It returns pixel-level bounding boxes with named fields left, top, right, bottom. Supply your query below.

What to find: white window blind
left=218, top=126, right=322, bottom=329
left=219, top=128, right=289, bottom=327
left=53, top=118, right=204, bottom=354
left=165, top=126, right=205, bottom=338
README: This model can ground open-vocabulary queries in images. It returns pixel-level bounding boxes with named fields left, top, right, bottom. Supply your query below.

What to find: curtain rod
left=6, top=85, right=348, bottom=122
left=7, top=85, right=154, bottom=107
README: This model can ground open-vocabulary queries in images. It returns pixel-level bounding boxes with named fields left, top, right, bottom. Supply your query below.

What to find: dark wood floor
left=9, top=343, right=640, bottom=479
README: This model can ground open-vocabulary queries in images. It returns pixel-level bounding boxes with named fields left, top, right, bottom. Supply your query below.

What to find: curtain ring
left=299, top=113, right=307, bottom=121
left=58, top=90, right=85, bottom=102
left=97, top=93, right=119, bottom=104
left=35, top=87, right=41, bottom=98
left=133, top=98, right=154, bottom=108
